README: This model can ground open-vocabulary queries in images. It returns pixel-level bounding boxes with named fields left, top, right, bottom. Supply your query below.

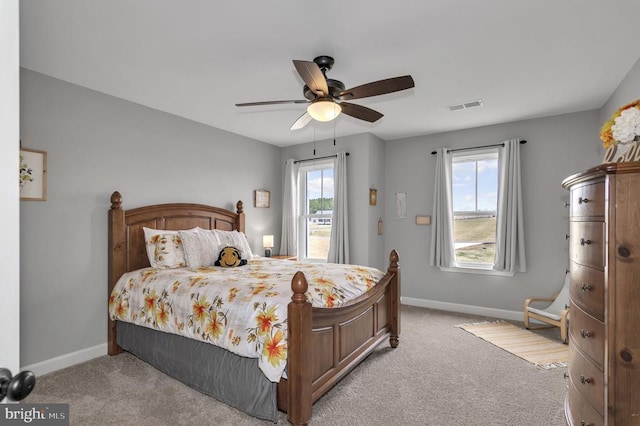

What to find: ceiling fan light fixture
left=307, top=100, right=342, bottom=122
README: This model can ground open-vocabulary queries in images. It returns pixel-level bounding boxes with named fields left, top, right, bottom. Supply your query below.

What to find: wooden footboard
left=280, top=250, right=400, bottom=425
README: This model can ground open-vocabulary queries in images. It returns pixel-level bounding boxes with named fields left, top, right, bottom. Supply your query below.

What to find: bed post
left=287, top=271, right=312, bottom=426
left=108, top=191, right=125, bottom=355
left=236, top=200, right=245, bottom=233
left=388, top=249, right=401, bottom=348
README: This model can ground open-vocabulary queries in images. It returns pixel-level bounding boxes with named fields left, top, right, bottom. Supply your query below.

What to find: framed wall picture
left=20, top=148, right=47, bottom=201
left=254, top=189, right=270, bottom=208
left=369, top=188, right=377, bottom=206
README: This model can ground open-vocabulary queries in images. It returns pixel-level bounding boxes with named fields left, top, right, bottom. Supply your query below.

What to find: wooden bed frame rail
left=107, top=191, right=400, bottom=425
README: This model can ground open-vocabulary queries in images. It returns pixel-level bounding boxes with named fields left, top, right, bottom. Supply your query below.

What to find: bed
left=107, top=191, right=401, bottom=425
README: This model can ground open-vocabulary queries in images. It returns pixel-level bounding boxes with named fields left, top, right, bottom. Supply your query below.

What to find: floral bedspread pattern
left=109, top=258, right=384, bottom=382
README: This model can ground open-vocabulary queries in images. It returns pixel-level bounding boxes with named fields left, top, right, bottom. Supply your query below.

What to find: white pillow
left=142, top=227, right=187, bottom=269
left=179, top=228, right=219, bottom=268
left=232, top=230, right=254, bottom=259
left=207, top=229, right=253, bottom=260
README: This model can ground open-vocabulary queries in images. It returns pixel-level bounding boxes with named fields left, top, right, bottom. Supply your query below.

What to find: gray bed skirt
left=116, top=321, right=279, bottom=422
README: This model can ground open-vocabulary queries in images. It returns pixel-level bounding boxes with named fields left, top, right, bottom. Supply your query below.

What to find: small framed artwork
left=415, top=215, right=431, bottom=225
left=20, top=148, right=47, bottom=201
left=369, top=188, right=377, bottom=206
left=254, top=189, right=270, bottom=208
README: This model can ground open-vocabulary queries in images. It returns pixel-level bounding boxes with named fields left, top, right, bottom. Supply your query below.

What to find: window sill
left=439, top=265, right=515, bottom=277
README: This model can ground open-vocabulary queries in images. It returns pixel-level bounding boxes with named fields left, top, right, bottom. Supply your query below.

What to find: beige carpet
left=26, top=307, right=568, bottom=425
left=458, top=320, right=569, bottom=369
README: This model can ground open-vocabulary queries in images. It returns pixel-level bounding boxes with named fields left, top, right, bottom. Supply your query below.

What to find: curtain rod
left=293, top=152, right=350, bottom=164
left=430, top=140, right=527, bottom=155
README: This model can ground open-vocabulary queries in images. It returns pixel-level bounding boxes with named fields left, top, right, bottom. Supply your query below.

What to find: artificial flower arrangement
left=600, top=99, right=640, bottom=149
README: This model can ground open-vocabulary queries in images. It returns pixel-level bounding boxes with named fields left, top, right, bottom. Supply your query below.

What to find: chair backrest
left=542, top=272, right=570, bottom=316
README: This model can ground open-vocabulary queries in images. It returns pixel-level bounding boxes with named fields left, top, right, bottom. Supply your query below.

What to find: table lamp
left=263, top=235, right=273, bottom=257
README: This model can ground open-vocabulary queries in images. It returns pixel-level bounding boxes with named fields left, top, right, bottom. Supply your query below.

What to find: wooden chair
left=524, top=272, right=570, bottom=343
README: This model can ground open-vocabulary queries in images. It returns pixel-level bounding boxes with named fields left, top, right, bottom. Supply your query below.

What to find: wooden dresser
left=562, top=163, right=640, bottom=426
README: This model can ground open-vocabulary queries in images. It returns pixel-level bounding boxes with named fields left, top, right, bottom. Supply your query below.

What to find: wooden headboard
left=107, top=190, right=245, bottom=353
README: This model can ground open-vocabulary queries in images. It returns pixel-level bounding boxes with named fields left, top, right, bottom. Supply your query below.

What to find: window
left=298, top=160, right=334, bottom=261
left=451, top=148, right=499, bottom=267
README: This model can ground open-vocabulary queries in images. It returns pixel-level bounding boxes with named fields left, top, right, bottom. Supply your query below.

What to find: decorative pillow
left=233, top=231, right=254, bottom=259
left=214, top=246, right=247, bottom=267
left=207, top=229, right=254, bottom=259
left=142, top=227, right=186, bottom=269
left=178, top=228, right=218, bottom=268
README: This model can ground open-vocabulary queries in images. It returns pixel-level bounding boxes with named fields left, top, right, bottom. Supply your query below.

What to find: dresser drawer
left=568, top=344, right=604, bottom=416
left=569, top=263, right=604, bottom=321
left=567, top=379, right=604, bottom=426
left=570, top=222, right=605, bottom=270
left=570, top=181, right=605, bottom=218
left=569, top=302, right=605, bottom=370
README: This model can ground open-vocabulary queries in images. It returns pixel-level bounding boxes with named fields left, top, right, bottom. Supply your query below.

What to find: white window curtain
left=279, top=159, right=298, bottom=256
left=493, top=139, right=527, bottom=273
left=327, top=151, right=349, bottom=264
left=429, top=148, right=456, bottom=267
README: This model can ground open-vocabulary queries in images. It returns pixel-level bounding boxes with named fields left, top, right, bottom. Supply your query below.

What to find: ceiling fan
left=235, top=55, right=415, bottom=130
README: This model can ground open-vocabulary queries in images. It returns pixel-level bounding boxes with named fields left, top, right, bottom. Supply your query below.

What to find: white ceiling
left=19, top=1, right=640, bottom=147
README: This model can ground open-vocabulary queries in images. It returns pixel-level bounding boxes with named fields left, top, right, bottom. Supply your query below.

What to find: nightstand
left=270, top=255, right=297, bottom=261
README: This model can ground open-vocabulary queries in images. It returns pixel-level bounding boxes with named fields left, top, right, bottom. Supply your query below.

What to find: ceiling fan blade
left=293, top=60, right=329, bottom=97
left=338, top=75, right=415, bottom=100
left=236, top=100, right=308, bottom=107
left=339, top=102, right=383, bottom=123
left=290, top=112, right=312, bottom=130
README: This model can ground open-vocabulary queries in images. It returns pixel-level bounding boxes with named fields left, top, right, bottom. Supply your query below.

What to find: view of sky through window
left=306, top=168, right=334, bottom=210
left=452, top=159, right=498, bottom=213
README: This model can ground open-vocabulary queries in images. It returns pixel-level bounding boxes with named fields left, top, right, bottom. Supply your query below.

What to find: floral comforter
left=108, top=258, right=384, bottom=382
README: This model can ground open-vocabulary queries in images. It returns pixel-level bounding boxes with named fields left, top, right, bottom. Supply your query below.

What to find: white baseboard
left=401, top=296, right=524, bottom=322
left=21, top=343, right=107, bottom=377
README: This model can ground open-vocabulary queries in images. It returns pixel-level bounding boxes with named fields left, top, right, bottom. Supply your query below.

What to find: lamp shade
left=263, top=235, right=274, bottom=248
left=307, top=100, right=341, bottom=122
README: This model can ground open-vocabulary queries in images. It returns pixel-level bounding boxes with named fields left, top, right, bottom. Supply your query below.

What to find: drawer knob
left=580, top=329, right=592, bottom=339
left=580, top=375, right=593, bottom=384
left=564, top=201, right=570, bottom=208
left=581, top=421, right=593, bottom=426
left=620, top=349, right=633, bottom=363
left=580, top=283, right=593, bottom=292
left=618, top=246, right=631, bottom=258
left=578, top=197, right=590, bottom=204
left=580, top=238, right=592, bottom=246
left=565, top=234, right=570, bottom=240
left=563, top=372, right=569, bottom=380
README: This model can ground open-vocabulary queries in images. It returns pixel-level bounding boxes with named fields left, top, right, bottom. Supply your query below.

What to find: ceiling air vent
left=449, top=99, right=483, bottom=112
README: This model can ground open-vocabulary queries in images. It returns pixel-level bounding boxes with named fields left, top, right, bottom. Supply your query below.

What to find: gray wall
left=19, top=56, right=640, bottom=368
left=280, top=133, right=386, bottom=270
left=366, top=134, right=386, bottom=269
left=383, top=110, right=602, bottom=313
left=19, top=69, right=282, bottom=367
left=600, top=56, right=640, bottom=124
left=385, top=56, right=640, bottom=315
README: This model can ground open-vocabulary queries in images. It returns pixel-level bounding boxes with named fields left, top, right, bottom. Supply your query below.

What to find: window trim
left=450, top=147, right=499, bottom=272
left=439, top=265, right=515, bottom=277
left=297, top=159, right=334, bottom=262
